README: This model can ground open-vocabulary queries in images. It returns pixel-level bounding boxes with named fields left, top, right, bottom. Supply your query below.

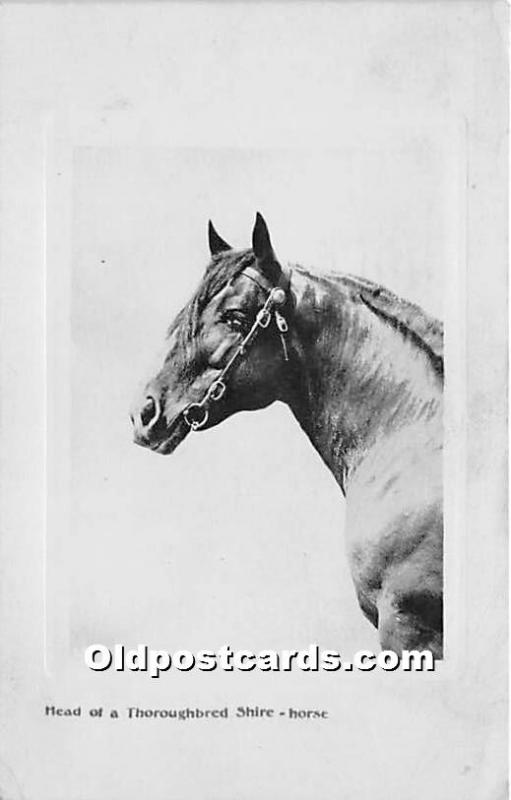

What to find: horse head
left=130, top=214, right=293, bottom=455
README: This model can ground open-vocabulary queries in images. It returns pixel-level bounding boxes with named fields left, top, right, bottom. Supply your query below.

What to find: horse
left=131, top=213, right=444, bottom=658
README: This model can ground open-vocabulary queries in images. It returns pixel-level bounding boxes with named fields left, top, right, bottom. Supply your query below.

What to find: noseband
left=182, top=267, right=291, bottom=431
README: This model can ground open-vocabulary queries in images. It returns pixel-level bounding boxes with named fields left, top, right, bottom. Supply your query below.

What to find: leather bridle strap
left=240, top=264, right=291, bottom=296
left=182, top=270, right=290, bottom=431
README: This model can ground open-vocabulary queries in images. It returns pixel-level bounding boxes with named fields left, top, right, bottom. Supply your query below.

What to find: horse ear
left=252, top=212, right=274, bottom=261
left=208, top=220, right=231, bottom=256
left=252, top=212, right=282, bottom=284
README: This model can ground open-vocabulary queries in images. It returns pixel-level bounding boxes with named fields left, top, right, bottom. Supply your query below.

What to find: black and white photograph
left=0, top=3, right=507, bottom=799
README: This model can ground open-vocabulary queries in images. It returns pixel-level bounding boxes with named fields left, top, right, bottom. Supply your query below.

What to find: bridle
left=182, top=265, right=292, bottom=431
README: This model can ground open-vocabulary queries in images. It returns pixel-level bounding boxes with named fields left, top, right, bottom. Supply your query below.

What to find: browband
left=240, top=265, right=291, bottom=296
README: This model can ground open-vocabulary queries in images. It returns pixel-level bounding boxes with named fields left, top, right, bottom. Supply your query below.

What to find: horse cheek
left=209, top=338, right=235, bottom=367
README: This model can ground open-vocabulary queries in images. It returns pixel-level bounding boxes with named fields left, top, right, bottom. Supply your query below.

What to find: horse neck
left=284, top=267, right=442, bottom=492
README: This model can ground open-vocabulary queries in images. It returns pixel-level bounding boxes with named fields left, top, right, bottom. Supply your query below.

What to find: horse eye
left=224, top=313, right=246, bottom=332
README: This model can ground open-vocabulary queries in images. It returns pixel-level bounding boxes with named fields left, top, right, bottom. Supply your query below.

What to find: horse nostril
left=140, top=396, right=158, bottom=427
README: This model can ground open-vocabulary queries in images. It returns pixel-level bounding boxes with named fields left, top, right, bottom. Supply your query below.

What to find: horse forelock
left=166, top=249, right=256, bottom=357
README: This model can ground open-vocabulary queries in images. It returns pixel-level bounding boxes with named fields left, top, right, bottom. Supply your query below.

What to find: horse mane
left=292, top=266, right=443, bottom=379
left=341, top=273, right=444, bottom=378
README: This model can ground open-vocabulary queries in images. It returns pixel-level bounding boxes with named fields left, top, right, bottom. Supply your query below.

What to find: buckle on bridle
left=256, top=308, right=272, bottom=328
left=275, top=310, right=288, bottom=333
left=183, top=403, right=209, bottom=431
left=208, top=379, right=226, bottom=402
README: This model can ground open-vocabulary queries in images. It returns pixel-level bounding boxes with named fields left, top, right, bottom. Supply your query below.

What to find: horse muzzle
left=130, top=393, right=190, bottom=455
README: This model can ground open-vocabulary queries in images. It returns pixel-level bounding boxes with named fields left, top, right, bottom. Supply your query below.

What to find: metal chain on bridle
left=182, top=266, right=291, bottom=431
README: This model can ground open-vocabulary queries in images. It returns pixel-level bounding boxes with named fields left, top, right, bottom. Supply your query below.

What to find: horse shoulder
left=344, top=421, right=442, bottom=598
